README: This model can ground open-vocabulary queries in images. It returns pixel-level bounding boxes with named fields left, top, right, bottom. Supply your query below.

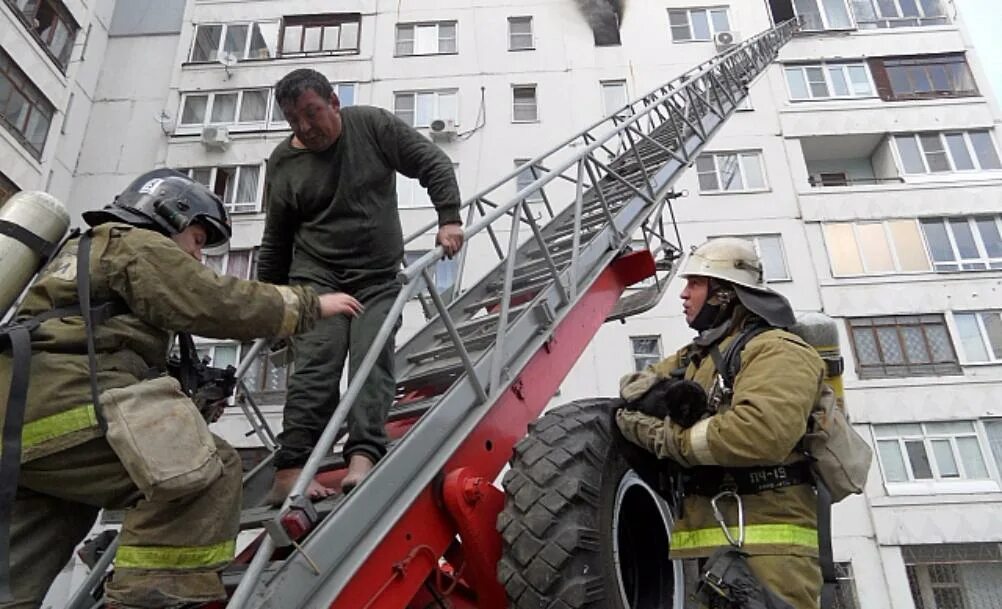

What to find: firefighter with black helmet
left=615, top=238, right=826, bottom=608
left=0, top=169, right=362, bottom=609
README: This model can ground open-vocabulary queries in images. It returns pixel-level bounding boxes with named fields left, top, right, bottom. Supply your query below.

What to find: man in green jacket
left=259, top=69, right=464, bottom=503
left=1, top=170, right=359, bottom=609
left=616, top=238, right=826, bottom=608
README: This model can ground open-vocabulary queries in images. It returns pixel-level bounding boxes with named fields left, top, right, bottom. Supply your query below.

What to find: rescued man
left=258, top=68, right=464, bottom=503
left=616, top=237, right=826, bottom=609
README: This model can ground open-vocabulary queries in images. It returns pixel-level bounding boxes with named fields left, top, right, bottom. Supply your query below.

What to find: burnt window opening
left=768, top=0, right=796, bottom=24
left=575, top=0, right=623, bottom=46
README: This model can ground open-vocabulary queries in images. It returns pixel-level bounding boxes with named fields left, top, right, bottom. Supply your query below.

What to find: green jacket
left=617, top=321, right=825, bottom=559
left=0, top=223, right=320, bottom=462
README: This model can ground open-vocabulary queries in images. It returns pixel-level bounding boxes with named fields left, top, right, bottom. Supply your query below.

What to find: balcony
left=768, top=0, right=951, bottom=33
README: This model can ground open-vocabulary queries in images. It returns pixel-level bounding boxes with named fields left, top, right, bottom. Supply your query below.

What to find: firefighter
left=615, top=238, right=826, bottom=609
left=0, top=169, right=361, bottom=609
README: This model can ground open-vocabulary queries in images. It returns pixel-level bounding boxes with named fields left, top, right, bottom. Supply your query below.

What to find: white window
left=393, top=90, right=458, bottom=128
left=823, top=221, right=931, bottom=276
left=784, top=63, right=874, bottom=100
left=794, top=0, right=854, bottom=31
left=695, top=151, right=767, bottom=193
left=404, top=250, right=459, bottom=295
left=600, top=80, right=628, bottom=116
left=920, top=216, right=1002, bottom=272
left=280, top=15, right=360, bottom=56
left=713, top=234, right=790, bottom=281
left=512, top=85, right=538, bottom=122
left=849, top=0, right=949, bottom=29
left=395, top=22, right=457, bottom=56
left=203, top=249, right=256, bottom=279
left=895, top=131, right=1002, bottom=175
left=514, top=159, right=544, bottom=202
left=181, top=165, right=262, bottom=214
left=178, top=89, right=276, bottom=131
left=874, top=421, right=993, bottom=486
left=954, top=311, right=1002, bottom=364
left=397, top=164, right=459, bottom=209
left=630, top=335, right=663, bottom=372
left=508, top=16, right=534, bottom=51
left=668, top=7, right=730, bottom=42
left=189, top=22, right=280, bottom=62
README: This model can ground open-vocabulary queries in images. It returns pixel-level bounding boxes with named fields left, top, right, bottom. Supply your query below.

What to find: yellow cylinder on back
left=0, top=191, right=70, bottom=315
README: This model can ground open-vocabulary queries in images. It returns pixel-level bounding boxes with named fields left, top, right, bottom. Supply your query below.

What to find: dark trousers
left=275, top=286, right=400, bottom=469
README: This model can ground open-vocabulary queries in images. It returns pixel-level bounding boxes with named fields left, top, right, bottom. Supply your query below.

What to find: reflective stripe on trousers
left=671, top=524, right=818, bottom=552
left=0, top=404, right=98, bottom=453
left=115, top=539, right=236, bottom=570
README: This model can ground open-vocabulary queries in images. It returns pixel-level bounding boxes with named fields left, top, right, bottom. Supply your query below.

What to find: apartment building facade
left=11, top=0, right=1002, bottom=607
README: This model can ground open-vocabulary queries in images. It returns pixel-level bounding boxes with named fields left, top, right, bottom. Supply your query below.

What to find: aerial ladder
left=66, top=17, right=798, bottom=609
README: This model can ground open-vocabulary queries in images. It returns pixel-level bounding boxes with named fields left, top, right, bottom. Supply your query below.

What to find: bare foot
left=263, top=468, right=336, bottom=507
left=341, top=454, right=375, bottom=494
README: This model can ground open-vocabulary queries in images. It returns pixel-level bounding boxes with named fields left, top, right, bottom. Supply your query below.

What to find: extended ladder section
left=65, top=18, right=797, bottom=609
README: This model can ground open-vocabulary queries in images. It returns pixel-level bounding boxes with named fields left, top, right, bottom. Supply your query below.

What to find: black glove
left=624, top=377, right=709, bottom=428
left=609, top=400, right=679, bottom=506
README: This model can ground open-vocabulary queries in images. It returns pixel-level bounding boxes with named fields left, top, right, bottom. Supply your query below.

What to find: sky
left=955, top=0, right=1002, bottom=101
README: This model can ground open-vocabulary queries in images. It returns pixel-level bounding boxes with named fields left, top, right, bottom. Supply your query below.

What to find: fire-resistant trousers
left=684, top=554, right=822, bottom=609
left=3, top=434, right=241, bottom=609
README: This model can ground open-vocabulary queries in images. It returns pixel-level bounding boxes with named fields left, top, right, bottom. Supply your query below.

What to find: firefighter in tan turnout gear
left=0, top=170, right=362, bottom=609
left=616, top=238, right=826, bottom=609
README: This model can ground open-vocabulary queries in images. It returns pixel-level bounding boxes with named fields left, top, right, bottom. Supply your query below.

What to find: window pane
left=985, top=420, right=1002, bottom=480
left=822, top=0, right=853, bottom=28
left=888, top=220, right=931, bottom=272
left=828, top=67, right=850, bottom=96
left=439, top=23, right=457, bottom=53
left=969, top=131, right=1002, bottom=170
left=321, top=26, right=340, bottom=51
left=975, top=217, right=1002, bottom=259
left=900, top=326, right=930, bottom=363
left=415, top=92, right=434, bottom=126
left=949, top=218, right=979, bottom=260
left=905, top=440, right=933, bottom=478
left=226, top=250, right=251, bottom=279
left=415, top=24, right=437, bottom=53
left=239, top=89, right=268, bottom=122
left=878, top=440, right=908, bottom=482
left=930, top=439, right=958, bottom=477
left=212, top=344, right=238, bottom=368
left=696, top=155, right=720, bottom=191
left=223, top=24, right=248, bottom=57
left=437, top=92, right=457, bottom=122
left=709, top=9, right=730, bottom=32
left=336, top=83, right=356, bottom=107
left=896, top=136, right=926, bottom=173
left=825, top=223, right=864, bottom=275
left=210, top=93, right=237, bottom=123
left=602, top=81, right=627, bottom=115
left=919, top=134, right=950, bottom=172
left=719, top=154, right=745, bottom=191
left=303, top=26, right=322, bottom=52
left=981, top=312, right=1002, bottom=359
left=877, top=326, right=905, bottom=364
left=954, top=313, right=989, bottom=361
left=249, top=22, right=278, bottom=59
left=920, top=219, right=957, bottom=268
left=786, top=69, right=810, bottom=100
left=887, top=66, right=912, bottom=96
left=955, top=436, right=988, bottom=478
left=924, top=324, right=954, bottom=362
left=806, top=67, right=829, bottom=98
left=757, top=236, right=788, bottom=280
left=181, top=95, right=207, bottom=125
left=340, top=21, right=359, bottom=50
left=898, top=0, right=921, bottom=17
left=669, top=9, right=691, bottom=41
left=944, top=133, right=975, bottom=170
left=852, top=328, right=881, bottom=364
left=395, top=25, right=414, bottom=55
left=690, top=10, right=710, bottom=40
left=794, top=0, right=824, bottom=30
left=235, top=165, right=259, bottom=203
left=740, top=153, right=765, bottom=189
left=26, top=110, right=49, bottom=151
left=394, top=94, right=415, bottom=125
left=857, top=223, right=895, bottom=273
left=192, top=24, right=222, bottom=61
left=847, top=66, right=872, bottom=95
left=282, top=25, right=302, bottom=53
left=190, top=168, right=212, bottom=186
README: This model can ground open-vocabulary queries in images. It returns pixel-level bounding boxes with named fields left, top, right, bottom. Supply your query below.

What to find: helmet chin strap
left=688, top=279, right=736, bottom=332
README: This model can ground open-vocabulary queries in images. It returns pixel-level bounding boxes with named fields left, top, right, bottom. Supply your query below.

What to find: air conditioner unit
left=429, top=118, right=458, bottom=142
left=714, top=30, right=739, bottom=51
left=201, top=125, right=231, bottom=149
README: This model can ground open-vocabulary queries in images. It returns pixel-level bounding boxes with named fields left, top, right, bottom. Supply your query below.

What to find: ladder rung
left=432, top=303, right=531, bottom=341
left=406, top=333, right=494, bottom=364
left=465, top=280, right=550, bottom=313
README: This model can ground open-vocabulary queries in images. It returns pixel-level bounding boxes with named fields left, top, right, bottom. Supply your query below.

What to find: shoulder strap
left=712, top=322, right=773, bottom=390
left=76, top=233, right=110, bottom=432
left=0, top=327, right=30, bottom=601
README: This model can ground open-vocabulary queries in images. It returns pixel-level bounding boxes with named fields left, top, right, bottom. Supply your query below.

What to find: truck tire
left=497, top=398, right=685, bottom=609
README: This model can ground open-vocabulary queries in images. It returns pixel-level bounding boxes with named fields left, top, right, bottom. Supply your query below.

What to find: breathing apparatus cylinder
left=0, top=191, right=70, bottom=316
left=789, top=312, right=845, bottom=409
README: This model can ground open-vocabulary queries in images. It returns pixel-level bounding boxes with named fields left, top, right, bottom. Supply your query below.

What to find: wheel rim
left=611, top=470, right=684, bottom=608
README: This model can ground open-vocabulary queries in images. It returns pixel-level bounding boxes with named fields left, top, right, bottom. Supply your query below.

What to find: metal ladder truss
left=65, top=18, right=797, bottom=609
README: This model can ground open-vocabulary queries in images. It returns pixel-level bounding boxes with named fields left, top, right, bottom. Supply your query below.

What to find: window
left=848, top=315, right=960, bottom=379
left=404, top=250, right=458, bottom=296
left=823, top=221, right=931, bottom=276
left=954, top=311, right=1002, bottom=364
left=895, top=131, right=1002, bottom=174
left=794, top=0, right=854, bottom=31
left=397, top=164, right=459, bottom=209
left=832, top=563, right=861, bottom=609
left=512, top=85, right=538, bottom=122
left=713, top=234, right=790, bottom=281
left=203, top=249, right=256, bottom=279
left=6, top=0, right=78, bottom=69
left=514, top=159, right=544, bottom=203
left=850, top=0, right=949, bottom=29
left=188, top=22, right=280, bottom=62
left=508, top=16, right=534, bottom=50
left=785, top=63, right=874, bottom=100
left=695, top=152, right=767, bottom=193
left=395, top=22, right=457, bottom=56
left=181, top=165, right=262, bottom=214
left=920, top=216, right=1002, bottom=272
left=280, top=14, right=360, bottom=57
left=601, top=80, right=628, bottom=116
left=630, top=336, right=663, bottom=372
left=0, top=48, right=55, bottom=158
left=178, top=89, right=278, bottom=131
left=874, top=422, right=990, bottom=483
left=905, top=544, right=1002, bottom=609
left=870, top=54, right=977, bottom=100
left=393, top=90, right=458, bottom=128
left=668, top=7, right=730, bottom=42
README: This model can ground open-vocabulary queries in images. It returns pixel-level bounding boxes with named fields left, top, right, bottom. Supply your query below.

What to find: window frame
left=511, top=84, right=539, bottom=123
left=0, top=47, right=55, bottom=159
left=695, top=151, right=769, bottom=194
left=894, top=131, right=1002, bottom=174
left=822, top=220, right=932, bottom=277
left=795, top=0, right=856, bottom=32
left=392, top=89, right=459, bottom=128
left=953, top=311, right=1002, bottom=364
left=850, top=0, right=950, bottom=29
left=600, top=79, right=629, bottom=117
left=870, top=53, right=978, bottom=101
left=394, top=21, right=458, bottom=56
left=179, top=165, right=264, bottom=215
left=178, top=88, right=276, bottom=132
left=508, top=16, right=535, bottom=51
left=278, top=13, right=361, bottom=57
left=919, top=215, right=1002, bottom=272
left=667, top=7, right=731, bottom=42
left=784, top=62, right=876, bottom=101
left=187, top=21, right=281, bottom=63
left=847, top=315, right=962, bottom=380
left=630, top=335, right=663, bottom=372
left=4, top=0, right=79, bottom=70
